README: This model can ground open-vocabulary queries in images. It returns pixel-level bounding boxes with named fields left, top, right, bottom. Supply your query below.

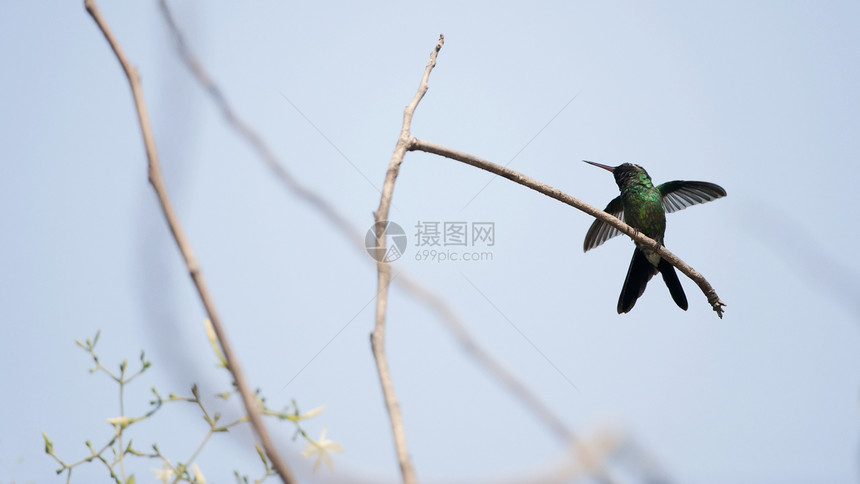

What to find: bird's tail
left=618, top=248, right=657, bottom=313
left=658, top=258, right=688, bottom=310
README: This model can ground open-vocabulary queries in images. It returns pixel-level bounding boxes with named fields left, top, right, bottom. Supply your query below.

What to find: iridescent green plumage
left=583, top=161, right=726, bottom=313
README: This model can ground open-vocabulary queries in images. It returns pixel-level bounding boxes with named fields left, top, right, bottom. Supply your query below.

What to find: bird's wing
left=583, top=196, right=624, bottom=252
left=658, top=181, right=727, bottom=213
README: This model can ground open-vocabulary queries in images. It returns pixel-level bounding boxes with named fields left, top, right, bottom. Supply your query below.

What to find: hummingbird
left=582, top=161, right=726, bottom=313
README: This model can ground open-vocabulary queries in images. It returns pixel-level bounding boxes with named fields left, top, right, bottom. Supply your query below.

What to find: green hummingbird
left=583, top=161, right=726, bottom=313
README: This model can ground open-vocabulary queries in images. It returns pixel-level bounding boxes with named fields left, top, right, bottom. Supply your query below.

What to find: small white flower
left=152, top=459, right=174, bottom=483
left=301, top=427, right=343, bottom=472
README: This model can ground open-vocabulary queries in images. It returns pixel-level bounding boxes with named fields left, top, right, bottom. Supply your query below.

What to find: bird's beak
left=583, top=160, right=615, bottom=172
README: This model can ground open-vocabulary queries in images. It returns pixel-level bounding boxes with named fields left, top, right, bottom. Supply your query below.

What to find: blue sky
left=1, top=2, right=858, bottom=483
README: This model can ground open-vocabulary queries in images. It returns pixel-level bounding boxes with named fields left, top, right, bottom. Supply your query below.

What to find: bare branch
left=83, top=2, right=298, bottom=483
left=369, top=34, right=445, bottom=484
left=411, top=138, right=726, bottom=318
left=156, top=0, right=359, bottom=247
left=392, top=274, right=573, bottom=440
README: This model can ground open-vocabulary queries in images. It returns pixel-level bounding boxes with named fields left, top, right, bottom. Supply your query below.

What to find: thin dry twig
left=370, top=33, right=445, bottom=484
left=392, top=274, right=573, bottom=440
left=412, top=138, right=726, bottom=318
left=83, top=2, right=297, bottom=483
left=156, top=0, right=359, bottom=246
